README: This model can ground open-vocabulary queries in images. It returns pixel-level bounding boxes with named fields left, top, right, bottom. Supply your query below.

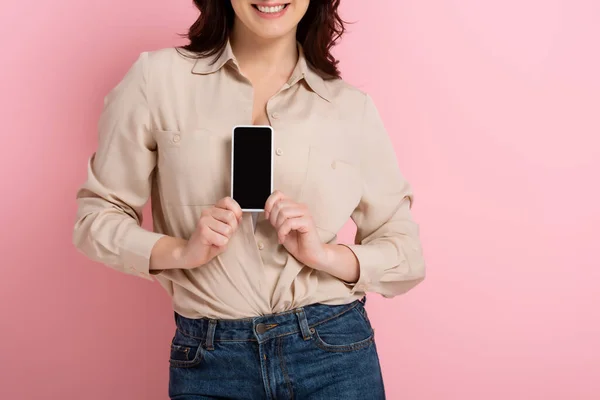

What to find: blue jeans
left=168, top=297, right=386, bottom=399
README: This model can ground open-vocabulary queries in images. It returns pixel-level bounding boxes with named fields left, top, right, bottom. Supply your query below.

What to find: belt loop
left=205, top=319, right=217, bottom=351
left=295, top=309, right=312, bottom=340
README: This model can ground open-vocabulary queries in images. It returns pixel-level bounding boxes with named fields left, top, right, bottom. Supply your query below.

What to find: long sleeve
left=343, top=94, right=426, bottom=297
left=72, top=52, right=165, bottom=280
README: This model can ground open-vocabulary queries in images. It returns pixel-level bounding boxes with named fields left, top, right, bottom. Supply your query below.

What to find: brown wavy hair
left=179, top=0, right=346, bottom=78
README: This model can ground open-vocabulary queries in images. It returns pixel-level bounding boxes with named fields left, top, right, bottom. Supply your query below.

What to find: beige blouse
left=72, top=43, right=426, bottom=319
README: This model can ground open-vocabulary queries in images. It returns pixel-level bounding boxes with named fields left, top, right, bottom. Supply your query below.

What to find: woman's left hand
left=264, top=191, right=329, bottom=270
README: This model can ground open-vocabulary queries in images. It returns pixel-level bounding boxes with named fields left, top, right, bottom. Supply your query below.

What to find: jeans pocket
left=312, top=328, right=374, bottom=353
left=311, top=306, right=375, bottom=353
left=169, top=329, right=203, bottom=368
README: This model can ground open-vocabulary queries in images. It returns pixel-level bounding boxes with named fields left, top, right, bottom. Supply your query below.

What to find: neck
left=230, top=21, right=298, bottom=76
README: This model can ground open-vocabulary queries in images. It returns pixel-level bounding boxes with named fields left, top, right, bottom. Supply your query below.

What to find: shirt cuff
left=339, top=243, right=388, bottom=294
left=120, top=225, right=166, bottom=281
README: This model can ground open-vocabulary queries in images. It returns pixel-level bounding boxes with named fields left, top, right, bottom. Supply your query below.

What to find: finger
left=199, top=224, right=229, bottom=247
left=269, top=199, right=295, bottom=227
left=274, top=203, right=305, bottom=230
left=216, top=196, right=243, bottom=221
left=278, top=216, right=311, bottom=243
left=264, top=190, right=286, bottom=219
left=205, top=216, right=234, bottom=238
left=211, top=207, right=239, bottom=232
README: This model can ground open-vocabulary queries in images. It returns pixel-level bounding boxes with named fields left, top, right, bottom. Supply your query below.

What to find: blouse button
left=257, top=242, right=265, bottom=250
left=172, top=134, right=181, bottom=143
left=331, top=161, right=337, bottom=169
left=276, top=148, right=283, bottom=156
left=271, top=112, right=280, bottom=119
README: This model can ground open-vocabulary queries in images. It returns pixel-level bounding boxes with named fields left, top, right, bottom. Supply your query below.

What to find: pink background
left=1, top=0, right=599, bottom=399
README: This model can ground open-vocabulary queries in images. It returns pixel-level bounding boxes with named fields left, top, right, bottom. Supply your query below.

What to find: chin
left=251, top=25, right=294, bottom=40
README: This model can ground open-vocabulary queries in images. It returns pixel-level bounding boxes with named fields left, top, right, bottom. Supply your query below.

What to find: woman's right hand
left=181, top=196, right=243, bottom=268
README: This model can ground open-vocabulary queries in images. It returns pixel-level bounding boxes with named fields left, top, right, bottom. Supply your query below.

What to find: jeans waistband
left=174, top=297, right=366, bottom=345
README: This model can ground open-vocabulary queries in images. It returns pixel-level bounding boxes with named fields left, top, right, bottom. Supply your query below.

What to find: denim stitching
left=175, top=301, right=361, bottom=343
left=263, top=350, right=273, bottom=400
left=278, top=337, right=294, bottom=400
left=308, top=301, right=360, bottom=329
left=169, top=344, right=203, bottom=368
left=351, top=306, right=372, bottom=332
left=175, top=326, right=205, bottom=340
left=312, top=329, right=374, bottom=353
left=170, top=344, right=190, bottom=359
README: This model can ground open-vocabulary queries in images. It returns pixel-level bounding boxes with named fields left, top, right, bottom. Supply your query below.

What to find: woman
left=73, top=0, right=426, bottom=398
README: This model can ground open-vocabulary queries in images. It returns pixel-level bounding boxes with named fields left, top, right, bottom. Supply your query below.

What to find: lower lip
left=252, top=5, right=289, bottom=19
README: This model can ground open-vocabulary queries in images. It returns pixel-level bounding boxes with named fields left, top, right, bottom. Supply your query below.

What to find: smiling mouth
left=251, top=3, right=290, bottom=14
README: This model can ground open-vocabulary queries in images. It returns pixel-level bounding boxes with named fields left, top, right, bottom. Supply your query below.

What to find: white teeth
left=256, top=4, right=286, bottom=13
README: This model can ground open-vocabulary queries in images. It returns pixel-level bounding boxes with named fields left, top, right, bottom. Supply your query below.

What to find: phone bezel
left=230, top=125, right=274, bottom=212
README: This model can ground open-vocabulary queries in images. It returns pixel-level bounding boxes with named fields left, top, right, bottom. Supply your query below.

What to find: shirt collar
left=191, top=41, right=331, bottom=102
left=287, top=44, right=332, bottom=102
left=190, top=40, right=239, bottom=75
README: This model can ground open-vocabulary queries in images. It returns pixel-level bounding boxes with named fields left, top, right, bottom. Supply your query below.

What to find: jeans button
left=255, top=323, right=267, bottom=334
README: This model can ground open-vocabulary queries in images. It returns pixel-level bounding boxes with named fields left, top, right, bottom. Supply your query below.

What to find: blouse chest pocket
left=297, top=145, right=363, bottom=235
left=155, top=129, right=231, bottom=206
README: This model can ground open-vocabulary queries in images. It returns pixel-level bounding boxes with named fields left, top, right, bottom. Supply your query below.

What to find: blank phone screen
left=232, top=126, right=273, bottom=210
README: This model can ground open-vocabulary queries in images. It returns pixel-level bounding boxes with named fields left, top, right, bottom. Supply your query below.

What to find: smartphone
left=231, top=125, right=274, bottom=212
